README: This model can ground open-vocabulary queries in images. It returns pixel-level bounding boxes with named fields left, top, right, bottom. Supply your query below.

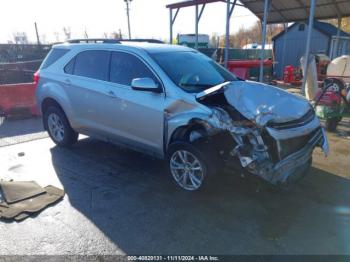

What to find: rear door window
left=41, top=48, right=69, bottom=69
left=109, top=51, right=158, bottom=86
left=73, top=50, right=110, bottom=81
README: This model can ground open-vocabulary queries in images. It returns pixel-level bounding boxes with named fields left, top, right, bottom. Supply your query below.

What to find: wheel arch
left=41, top=97, right=71, bottom=130
left=167, top=118, right=211, bottom=152
left=42, top=97, right=64, bottom=113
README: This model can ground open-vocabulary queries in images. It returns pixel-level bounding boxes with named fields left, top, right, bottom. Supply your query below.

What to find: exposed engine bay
left=190, top=82, right=329, bottom=187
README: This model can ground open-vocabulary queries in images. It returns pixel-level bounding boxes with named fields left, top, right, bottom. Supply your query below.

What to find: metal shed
left=273, top=20, right=350, bottom=78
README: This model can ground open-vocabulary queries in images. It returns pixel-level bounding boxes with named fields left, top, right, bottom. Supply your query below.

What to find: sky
left=0, top=0, right=258, bottom=43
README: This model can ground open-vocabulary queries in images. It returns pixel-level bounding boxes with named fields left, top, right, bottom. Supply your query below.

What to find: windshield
left=151, top=51, right=237, bottom=93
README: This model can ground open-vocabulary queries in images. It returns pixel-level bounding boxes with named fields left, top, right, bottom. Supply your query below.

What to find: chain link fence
left=0, top=117, right=48, bottom=147
left=0, top=44, right=51, bottom=146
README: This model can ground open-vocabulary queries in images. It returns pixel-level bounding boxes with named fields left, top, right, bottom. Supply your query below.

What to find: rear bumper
left=255, top=127, right=328, bottom=185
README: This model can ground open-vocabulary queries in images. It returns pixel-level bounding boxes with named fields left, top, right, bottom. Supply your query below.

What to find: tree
left=63, top=27, right=71, bottom=41
left=266, top=23, right=284, bottom=43
left=218, top=21, right=283, bottom=48
left=327, top=17, right=350, bottom=33
left=210, top=32, right=220, bottom=48
left=111, top=30, right=123, bottom=39
left=13, top=32, right=28, bottom=44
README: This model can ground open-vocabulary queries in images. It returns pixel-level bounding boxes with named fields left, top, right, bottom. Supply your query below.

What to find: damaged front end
left=196, top=81, right=329, bottom=187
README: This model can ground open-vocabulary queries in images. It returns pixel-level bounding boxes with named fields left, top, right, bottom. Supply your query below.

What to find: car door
left=63, top=49, right=114, bottom=135
left=104, top=51, right=165, bottom=156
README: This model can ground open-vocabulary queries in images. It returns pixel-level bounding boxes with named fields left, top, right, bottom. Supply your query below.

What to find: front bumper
left=253, top=127, right=329, bottom=185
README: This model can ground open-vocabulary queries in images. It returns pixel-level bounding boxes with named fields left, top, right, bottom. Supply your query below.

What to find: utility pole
left=34, top=22, right=40, bottom=45
left=124, top=0, right=132, bottom=39
left=259, top=0, right=269, bottom=83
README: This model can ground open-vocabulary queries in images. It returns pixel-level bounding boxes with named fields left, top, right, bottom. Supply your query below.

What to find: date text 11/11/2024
left=127, top=255, right=219, bottom=261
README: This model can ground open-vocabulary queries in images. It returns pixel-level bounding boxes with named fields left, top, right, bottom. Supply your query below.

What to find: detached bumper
left=256, top=127, right=328, bottom=185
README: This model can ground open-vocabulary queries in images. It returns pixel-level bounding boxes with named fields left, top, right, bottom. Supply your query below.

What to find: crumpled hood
left=197, top=81, right=312, bottom=127
left=224, top=81, right=311, bottom=126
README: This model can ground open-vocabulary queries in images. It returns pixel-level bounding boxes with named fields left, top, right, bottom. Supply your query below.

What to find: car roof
left=53, top=41, right=193, bottom=54
left=121, top=42, right=192, bottom=53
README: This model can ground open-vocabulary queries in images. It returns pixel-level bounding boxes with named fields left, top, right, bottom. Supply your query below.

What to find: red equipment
left=314, top=88, right=342, bottom=106
left=283, top=65, right=302, bottom=85
left=227, top=59, right=273, bottom=80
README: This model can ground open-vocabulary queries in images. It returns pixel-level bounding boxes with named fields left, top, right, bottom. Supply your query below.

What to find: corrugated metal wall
left=273, top=23, right=330, bottom=78
left=329, top=37, right=350, bottom=59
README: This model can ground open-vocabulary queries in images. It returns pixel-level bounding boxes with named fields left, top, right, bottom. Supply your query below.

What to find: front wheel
left=166, top=142, right=214, bottom=191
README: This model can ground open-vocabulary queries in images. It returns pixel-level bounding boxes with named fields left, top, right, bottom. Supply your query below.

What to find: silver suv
left=36, top=39, right=329, bottom=191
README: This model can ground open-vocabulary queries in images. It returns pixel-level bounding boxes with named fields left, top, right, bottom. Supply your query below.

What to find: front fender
left=166, top=111, right=213, bottom=147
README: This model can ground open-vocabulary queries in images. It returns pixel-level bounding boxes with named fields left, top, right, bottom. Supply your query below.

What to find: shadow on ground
left=335, top=118, right=350, bottom=139
left=51, top=137, right=350, bottom=254
left=0, top=117, right=44, bottom=137
left=0, top=117, right=46, bottom=147
left=320, top=117, right=350, bottom=139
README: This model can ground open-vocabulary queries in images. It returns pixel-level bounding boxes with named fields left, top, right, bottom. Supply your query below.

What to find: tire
left=44, top=106, right=78, bottom=147
left=0, top=107, right=6, bottom=122
left=166, top=141, right=216, bottom=191
left=325, top=117, right=339, bottom=132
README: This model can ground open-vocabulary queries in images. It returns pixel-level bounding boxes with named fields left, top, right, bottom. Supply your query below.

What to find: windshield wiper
left=179, top=83, right=214, bottom=87
left=195, top=81, right=231, bottom=100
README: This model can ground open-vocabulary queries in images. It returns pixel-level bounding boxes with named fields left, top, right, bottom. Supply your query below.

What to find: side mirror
left=131, top=78, right=162, bottom=93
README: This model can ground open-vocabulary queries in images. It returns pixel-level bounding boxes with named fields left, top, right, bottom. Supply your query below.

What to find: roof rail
left=66, top=38, right=164, bottom=45
left=67, top=39, right=121, bottom=44
left=120, top=39, right=164, bottom=44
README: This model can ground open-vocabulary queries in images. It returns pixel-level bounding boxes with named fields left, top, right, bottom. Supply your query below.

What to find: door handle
left=64, top=79, right=71, bottom=85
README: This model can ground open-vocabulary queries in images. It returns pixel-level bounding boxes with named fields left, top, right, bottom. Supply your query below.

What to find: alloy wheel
left=48, top=113, right=65, bottom=142
left=170, top=150, right=205, bottom=190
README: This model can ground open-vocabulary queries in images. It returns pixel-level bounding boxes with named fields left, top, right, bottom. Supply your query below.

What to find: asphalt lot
left=0, top=117, right=349, bottom=255
left=0, top=117, right=47, bottom=147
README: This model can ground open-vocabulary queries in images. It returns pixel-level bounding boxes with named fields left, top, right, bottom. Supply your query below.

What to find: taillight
left=33, top=71, right=40, bottom=87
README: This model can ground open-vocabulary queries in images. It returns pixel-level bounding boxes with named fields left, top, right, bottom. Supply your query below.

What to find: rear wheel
left=0, top=107, right=5, bottom=125
left=44, top=106, right=78, bottom=146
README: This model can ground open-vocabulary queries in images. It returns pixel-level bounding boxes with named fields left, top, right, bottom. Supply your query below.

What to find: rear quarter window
left=64, top=57, right=75, bottom=74
left=41, top=48, right=70, bottom=69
